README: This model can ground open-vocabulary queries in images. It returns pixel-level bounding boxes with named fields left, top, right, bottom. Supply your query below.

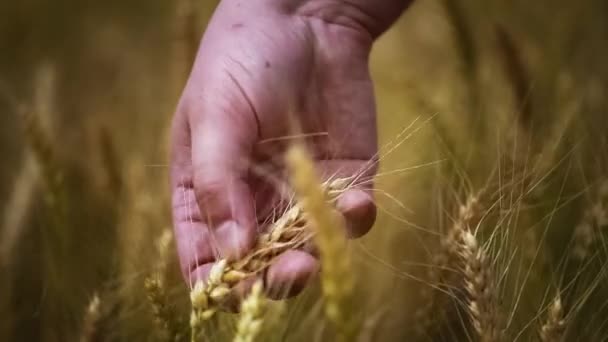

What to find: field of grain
left=1, top=0, right=608, bottom=341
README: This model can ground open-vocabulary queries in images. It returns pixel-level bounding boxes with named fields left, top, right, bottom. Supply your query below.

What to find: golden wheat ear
left=572, top=179, right=608, bottom=261
left=233, top=280, right=267, bottom=342
left=415, top=194, right=483, bottom=337
left=79, top=293, right=100, bottom=342
left=145, top=277, right=185, bottom=342
left=186, top=153, right=351, bottom=327
left=286, top=143, right=356, bottom=341
left=458, top=229, right=502, bottom=342
left=145, top=229, right=184, bottom=342
left=539, top=293, right=566, bottom=342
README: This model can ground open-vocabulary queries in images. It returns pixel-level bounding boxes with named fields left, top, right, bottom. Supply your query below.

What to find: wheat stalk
left=0, top=153, right=39, bottom=267
left=495, top=26, right=533, bottom=129
left=98, top=126, right=123, bottom=199
left=539, top=293, right=566, bottom=342
left=286, top=143, right=355, bottom=341
left=156, top=229, right=174, bottom=279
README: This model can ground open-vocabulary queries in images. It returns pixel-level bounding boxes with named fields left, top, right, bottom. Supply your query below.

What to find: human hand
left=170, top=0, right=409, bottom=300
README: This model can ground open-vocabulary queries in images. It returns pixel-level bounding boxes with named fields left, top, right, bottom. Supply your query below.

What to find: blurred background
left=1, top=0, right=607, bottom=341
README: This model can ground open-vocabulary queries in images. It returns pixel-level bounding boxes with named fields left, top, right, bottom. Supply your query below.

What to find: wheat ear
left=415, top=194, right=483, bottom=335
left=572, top=179, right=608, bottom=260
left=145, top=277, right=185, bottom=342
left=79, top=294, right=101, bottom=342
left=539, top=294, right=566, bottom=342
left=459, top=229, right=501, bottom=342
left=189, top=178, right=348, bottom=325
left=145, top=229, right=183, bottom=341
left=233, top=280, right=267, bottom=342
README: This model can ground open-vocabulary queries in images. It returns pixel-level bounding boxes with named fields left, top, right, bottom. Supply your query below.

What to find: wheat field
left=1, top=0, right=608, bottom=341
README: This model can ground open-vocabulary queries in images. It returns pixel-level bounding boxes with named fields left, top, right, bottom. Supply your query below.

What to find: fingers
left=336, top=188, right=376, bottom=238
left=170, top=108, right=213, bottom=282
left=170, top=84, right=260, bottom=283
left=319, top=159, right=378, bottom=238
left=190, top=103, right=259, bottom=257
left=265, top=250, right=319, bottom=300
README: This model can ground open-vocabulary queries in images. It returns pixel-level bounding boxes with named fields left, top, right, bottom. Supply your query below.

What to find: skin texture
left=170, top=0, right=411, bottom=300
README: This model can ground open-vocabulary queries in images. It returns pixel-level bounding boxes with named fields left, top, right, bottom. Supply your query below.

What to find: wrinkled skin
left=170, top=0, right=409, bottom=300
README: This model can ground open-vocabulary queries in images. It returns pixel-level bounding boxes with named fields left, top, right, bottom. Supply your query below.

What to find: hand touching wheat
left=170, top=0, right=409, bottom=299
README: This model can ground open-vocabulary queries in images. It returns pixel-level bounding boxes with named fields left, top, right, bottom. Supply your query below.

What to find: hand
left=170, top=0, right=406, bottom=300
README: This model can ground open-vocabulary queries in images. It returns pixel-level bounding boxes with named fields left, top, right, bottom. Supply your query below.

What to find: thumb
left=189, top=103, right=259, bottom=264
